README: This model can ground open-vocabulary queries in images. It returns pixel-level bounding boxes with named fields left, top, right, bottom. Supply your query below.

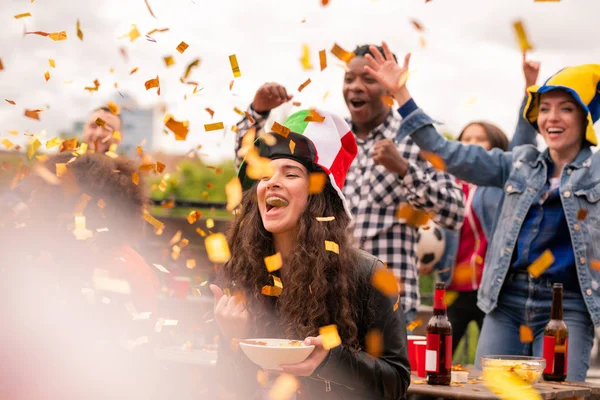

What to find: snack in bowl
left=481, top=356, right=545, bottom=386
left=239, top=338, right=315, bottom=370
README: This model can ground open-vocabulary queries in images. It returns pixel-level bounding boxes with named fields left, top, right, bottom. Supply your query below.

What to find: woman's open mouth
left=265, top=196, right=289, bottom=215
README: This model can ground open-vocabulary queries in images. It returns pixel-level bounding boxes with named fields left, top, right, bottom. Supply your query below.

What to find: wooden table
left=407, top=371, right=600, bottom=400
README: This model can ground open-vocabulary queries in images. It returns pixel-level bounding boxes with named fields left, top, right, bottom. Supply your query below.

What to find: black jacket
left=215, top=250, right=411, bottom=399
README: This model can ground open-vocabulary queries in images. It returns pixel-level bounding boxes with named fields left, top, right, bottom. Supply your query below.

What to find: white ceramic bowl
left=239, top=338, right=315, bottom=369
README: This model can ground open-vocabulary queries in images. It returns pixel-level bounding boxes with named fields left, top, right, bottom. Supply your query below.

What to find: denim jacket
left=397, top=108, right=600, bottom=327
left=436, top=97, right=538, bottom=286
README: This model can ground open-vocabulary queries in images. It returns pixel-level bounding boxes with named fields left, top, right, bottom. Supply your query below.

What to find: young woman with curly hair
left=211, top=109, right=410, bottom=399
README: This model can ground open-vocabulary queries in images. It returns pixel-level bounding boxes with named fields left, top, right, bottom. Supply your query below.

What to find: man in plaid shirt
left=233, top=45, right=464, bottom=322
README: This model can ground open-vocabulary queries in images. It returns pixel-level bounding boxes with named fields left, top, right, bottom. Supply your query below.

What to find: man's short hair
left=353, top=45, right=398, bottom=62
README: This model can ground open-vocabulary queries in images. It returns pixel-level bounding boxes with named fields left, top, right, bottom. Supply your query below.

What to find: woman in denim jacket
left=364, top=42, right=599, bottom=381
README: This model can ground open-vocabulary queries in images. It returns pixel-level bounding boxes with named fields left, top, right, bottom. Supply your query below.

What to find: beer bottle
left=543, top=283, right=569, bottom=381
left=426, top=282, right=452, bottom=385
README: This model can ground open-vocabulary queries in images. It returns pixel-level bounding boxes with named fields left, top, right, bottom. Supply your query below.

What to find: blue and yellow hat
left=524, top=64, right=600, bottom=146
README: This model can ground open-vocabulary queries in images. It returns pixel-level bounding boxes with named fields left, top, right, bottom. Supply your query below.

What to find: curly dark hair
left=218, top=180, right=362, bottom=350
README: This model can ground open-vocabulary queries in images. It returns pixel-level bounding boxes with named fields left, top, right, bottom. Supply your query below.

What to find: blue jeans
left=475, top=272, right=594, bottom=381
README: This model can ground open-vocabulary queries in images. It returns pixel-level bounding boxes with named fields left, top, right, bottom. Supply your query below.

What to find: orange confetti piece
left=381, top=95, right=394, bottom=107
left=59, top=138, right=78, bottom=152
left=300, top=44, right=312, bottom=70
left=321, top=0, right=329, bottom=5
left=143, top=211, right=164, bottom=230
left=271, top=122, right=290, bottom=138
left=527, top=249, right=554, bottom=278
left=24, top=109, right=41, bottom=120
left=577, top=209, right=588, bottom=221
left=14, top=13, right=32, bottom=19
left=84, top=78, right=100, bottom=92
left=308, top=172, right=327, bottom=194
left=205, top=233, right=231, bottom=263
left=176, top=41, right=189, bottom=54
left=304, top=109, right=325, bottom=123
left=264, top=252, right=283, bottom=273
left=289, top=140, right=296, bottom=154
left=421, top=151, right=446, bottom=171
left=156, top=161, right=165, bottom=173
left=205, top=122, right=224, bottom=131
left=144, top=0, right=156, bottom=18
left=119, top=24, right=141, bottom=42
left=233, top=107, right=244, bottom=116
left=269, top=374, right=299, bottom=400
left=324, top=240, right=339, bottom=254
left=229, top=54, right=241, bottom=77
left=513, top=20, right=534, bottom=52
left=331, top=43, right=355, bottom=63
left=319, top=49, right=327, bottom=71
left=407, top=319, right=422, bottom=332
left=145, top=76, right=160, bottom=94
left=130, top=67, right=139, bottom=75
left=182, top=58, right=200, bottom=80
left=107, top=101, right=120, bottom=115
left=163, top=56, right=175, bottom=67
left=590, top=259, right=600, bottom=271
left=365, top=329, right=383, bottom=358
left=186, top=259, right=196, bottom=269
left=244, top=111, right=255, bottom=124
left=319, top=325, right=341, bottom=350
left=44, top=71, right=50, bottom=81
left=520, top=325, right=534, bottom=343
left=5, top=99, right=16, bottom=105
left=298, top=78, right=311, bottom=92
left=196, top=227, right=206, bottom=237
left=164, top=114, right=189, bottom=141
left=187, top=210, right=202, bottom=224
left=132, top=172, right=139, bottom=185
left=229, top=79, right=235, bottom=91
left=395, top=203, right=431, bottom=227
left=225, top=177, right=242, bottom=211
left=371, top=267, right=399, bottom=295
left=410, top=19, right=425, bottom=32
left=49, top=31, right=67, bottom=41
left=205, top=108, right=215, bottom=118
left=48, top=59, right=56, bottom=68
left=76, top=19, right=83, bottom=40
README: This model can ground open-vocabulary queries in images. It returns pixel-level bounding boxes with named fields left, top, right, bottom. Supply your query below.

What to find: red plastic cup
left=172, top=276, right=191, bottom=299
left=408, top=335, right=426, bottom=373
left=414, top=340, right=427, bottom=378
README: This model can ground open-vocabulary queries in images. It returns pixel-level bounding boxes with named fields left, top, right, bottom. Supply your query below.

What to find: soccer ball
left=416, top=220, right=446, bottom=267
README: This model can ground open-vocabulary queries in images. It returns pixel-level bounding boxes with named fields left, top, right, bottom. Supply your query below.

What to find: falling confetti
left=513, top=20, right=533, bottom=52
left=407, top=319, right=423, bottom=332
left=49, top=59, right=56, bottom=68
left=76, top=19, right=84, bottom=40
left=206, top=218, right=214, bottom=229
left=107, top=101, right=120, bottom=115
left=0, top=59, right=3, bottom=70
left=225, top=177, right=242, bottom=211
left=5, top=99, right=15, bottom=105
left=205, top=122, right=224, bottom=131
left=591, top=259, right=600, bottom=271
left=84, top=79, right=100, bottom=92
left=316, top=216, right=335, bottom=222
left=44, top=71, right=50, bottom=81
left=330, top=43, right=354, bottom=63
left=410, top=19, right=425, bottom=32
left=45, top=137, right=61, bottom=149
left=144, top=76, right=160, bottom=94
left=163, top=56, right=175, bottom=67
left=14, top=13, right=32, bottom=19
left=186, top=259, right=196, bottom=269
left=261, top=275, right=283, bottom=296
left=421, top=151, right=446, bottom=171
left=187, top=210, right=202, bottom=224
left=130, top=67, right=139, bottom=75
left=298, top=78, right=312, bottom=92
left=381, top=95, right=394, bottom=107
left=176, top=41, right=189, bottom=54
left=164, top=114, right=189, bottom=140
left=319, top=49, right=327, bottom=71
left=365, top=329, right=383, bottom=358
left=1, top=139, right=14, bottom=150
left=269, top=374, right=299, bottom=400
left=324, top=240, right=340, bottom=254
left=520, top=325, right=534, bottom=343
left=319, top=325, right=341, bottom=349
left=143, top=211, right=164, bottom=230
left=321, top=0, right=329, bottom=5
left=24, top=109, right=41, bottom=120
left=229, top=54, right=241, bottom=77
left=182, top=58, right=200, bottom=80
left=73, top=216, right=93, bottom=240
left=304, top=109, right=325, bottom=123
left=271, top=122, right=290, bottom=138
left=308, top=172, right=327, bottom=194
left=577, top=209, right=588, bottom=221
left=264, top=252, right=283, bottom=273
left=395, top=203, right=431, bottom=227
left=289, top=140, right=296, bottom=154
left=371, top=267, right=399, bottom=295
left=132, top=172, right=139, bottom=185
left=527, top=249, right=554, bottom=278
left=300, top=44, right=312, bottom=70
left=119, top=24, right=141, bottom=42
left=144, top=0, right=156, bottom=18
left=205, top=233, right=231, bottom=263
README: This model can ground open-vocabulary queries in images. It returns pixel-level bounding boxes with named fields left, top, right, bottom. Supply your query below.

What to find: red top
left=448, top=182, right=488, bottom=292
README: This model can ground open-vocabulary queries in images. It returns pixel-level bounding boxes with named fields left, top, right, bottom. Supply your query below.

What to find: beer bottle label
left=425, top=334, right=452, bottom=372
left=543, top=336, right=568, bottom=375
left=434, top=289, right=446, bottom=310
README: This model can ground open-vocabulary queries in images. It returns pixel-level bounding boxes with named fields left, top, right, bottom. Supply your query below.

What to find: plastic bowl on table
left=481, top=355, right=546, bottom=386
left=239, top=338, right=315, bottom=370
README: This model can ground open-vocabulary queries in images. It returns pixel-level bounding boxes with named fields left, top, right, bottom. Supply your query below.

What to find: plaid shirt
left=235, top=107, right=465, bottom=316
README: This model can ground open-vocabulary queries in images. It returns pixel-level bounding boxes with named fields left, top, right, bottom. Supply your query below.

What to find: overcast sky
left=1, top=0, right=599, bottom=162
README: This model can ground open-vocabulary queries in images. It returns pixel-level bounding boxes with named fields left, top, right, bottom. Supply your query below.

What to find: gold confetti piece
left=591, top=259, right=600, bottom=271
left=395, top=203, right=431, bottom=227
left=145, top=76, right=160, bottom=94
left=304, top=109, right=325, bottom=123
left=315, top=216, right=335, bottom=222
left=225, top=177, right=242, bottom=211
left=48, top=31, right=67, bottom=41
left=264, top=252, right=283, bottom=273
left=144, top=0, right=156, bottom=17
left=5, top=99, right=16, bottom=105
left=407, top=319, right=423, bottom=332
left=205, top=122, right=224, bottom=131
left=168, top=231, right=182, bottom=246
left=130, top=67, right=139, bottom=75
left=323, top=90, right=330, bottom=101
left=444, top=290, right=460, bottom=307
left=298, top=78, right=311, bottom=92
left=196, top=228, right=206, bottom=237
left=365, top=329, right=383, bottom=358
left=119, top=24, right=141, bottom=42
left=59, top=138, right=78, bottom=152
left=325, top=240, right=339, bottom=254
left=44, top=71, right=50, bottom=81
left=143, top=211, right=164, bottom=230
left=257, top=370, right=269, bottom=387
left=28, top=138, right=41, bottom=159
left=155, top=161, right=165, bottom=174
left=131, top=172, right=139, bottom=185
left=300, top=44, right=313, bottom=70
left=293, top=101, right=301, bottom=107
left=419, top=36, right=427, bottom=48
left=420, top=151, right=446, bottom=171
left=289, top=140, right=296, bottom=154
left=308, top=172, right=327, bottom=194
left=244, top=111, right=255, bottom=124
left=176, top=41, right=189, bottom=54
left=186, top=259, right=196, bottom=269
left=513, top=20, right=534, bottom=52
left=14, top=12, right=32, bottom=19
left=164, top=114, right=189, bottom=140
left=371, top=267, right=399, bottom=295
left=84, top=78, right=100, bottom=92
left=331, top=43, right=355, bottom=63
left=261, top=275, right=283, bottom=296
left=577, top=209, right=588, bottom=221
left=269, top=374, right=299, bottom=400
left=147, top=27, right=169, bottom=35
left=55, top=163, right=67, bottom=177
left=205, top=233, right=231, bottom=263
left=483, top=366, right=542, bottom=400
left=410, top=19, right=425, bottom=32
left=163, top=56, right=175, bottom=67
left=49, top=59, right=56, bottom=68
left=206, top=218, right=214, bottom=229
left=1, top=139, right=14, bottom=149
left=527, top=249, right=554, bottom=278
left=270, top=122, right=290, bottom=138
left=233, top=107, right=244, bottom=116
left=229, top=54, right=241, bottom=78
left=76, top=19, right=83, bottom=40
left=319, top=324, right=341, bottom=350
left=187, top=210, right=202, bottom=224
left=520, top=325, right=534, bottom=343
left=182, top=58, right=200, bottom=80
left=204, top=107, right=215, bottom=118
left=319, top=49, right=327, bottom=71
left=381, top=95, right=394, bottom=107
